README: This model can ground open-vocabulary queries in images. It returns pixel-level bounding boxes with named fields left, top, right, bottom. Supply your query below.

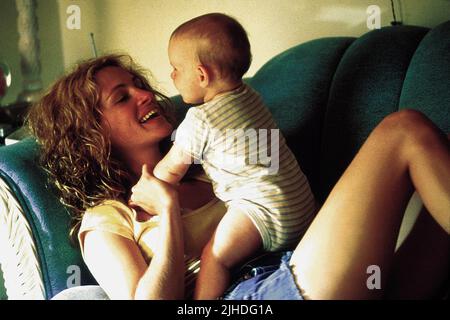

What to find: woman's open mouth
left=139, top=110, right=160, bottom=123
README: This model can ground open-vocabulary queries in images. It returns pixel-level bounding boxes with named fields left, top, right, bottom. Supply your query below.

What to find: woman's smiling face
left=96, top=66, right=173, bottom=152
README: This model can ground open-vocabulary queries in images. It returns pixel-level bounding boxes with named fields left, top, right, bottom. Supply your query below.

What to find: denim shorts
left=222, top=251, right=304, bottom=300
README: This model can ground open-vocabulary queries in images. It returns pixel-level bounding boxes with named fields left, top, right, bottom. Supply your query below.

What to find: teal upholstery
left=0, top=21, right=449, bottom=299
left=399, top=21, right=450, bottom=133
left=319, top=25, right=429, bottom=201
left=0, top=268, right=5, bottom=300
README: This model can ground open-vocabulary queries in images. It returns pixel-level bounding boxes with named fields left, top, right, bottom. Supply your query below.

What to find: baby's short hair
left=171, top=13, right=252, bottom=82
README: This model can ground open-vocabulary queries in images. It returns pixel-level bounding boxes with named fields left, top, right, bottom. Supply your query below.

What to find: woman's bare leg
left=289, top=109, right=450, bottom=299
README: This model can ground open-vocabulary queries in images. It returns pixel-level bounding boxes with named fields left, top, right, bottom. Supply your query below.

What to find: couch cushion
left=399, top=20, right=450, bottom=133
left=318, top=25, right=429, bottom=202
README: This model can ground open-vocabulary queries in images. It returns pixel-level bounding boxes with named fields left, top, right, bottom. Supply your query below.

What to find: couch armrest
left=0, top=138, right=96, bottom=299
left=0, top=177, right=45, bottom=299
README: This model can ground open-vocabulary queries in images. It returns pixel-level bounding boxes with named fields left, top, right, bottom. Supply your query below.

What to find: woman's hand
left=128, top=164, right=185, bottom=299
left=129, top=164, right=178, bottom=215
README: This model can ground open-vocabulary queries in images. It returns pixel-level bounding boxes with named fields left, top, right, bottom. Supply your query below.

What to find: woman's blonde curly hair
left=25, top=54, right=174, bottom=244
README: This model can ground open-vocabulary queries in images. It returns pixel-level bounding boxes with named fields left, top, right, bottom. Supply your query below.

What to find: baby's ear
left=197, top=65, right=210, bottom=88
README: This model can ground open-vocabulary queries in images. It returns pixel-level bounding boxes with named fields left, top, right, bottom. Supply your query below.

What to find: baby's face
left=168, top=37, right=204, bottom=104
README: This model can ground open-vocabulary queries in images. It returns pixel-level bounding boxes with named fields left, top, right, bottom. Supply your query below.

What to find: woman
left=27, top=54, right=449, bottom=300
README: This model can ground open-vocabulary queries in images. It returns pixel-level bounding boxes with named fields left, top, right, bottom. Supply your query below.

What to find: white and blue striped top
left=174, top=84, right=316, bottom=251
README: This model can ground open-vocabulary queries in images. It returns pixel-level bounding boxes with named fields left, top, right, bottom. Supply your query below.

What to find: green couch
left=1, top=21, right=449, bottom=299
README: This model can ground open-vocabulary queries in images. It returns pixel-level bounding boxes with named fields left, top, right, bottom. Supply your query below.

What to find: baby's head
left=169, top=13, right=252, bottom=104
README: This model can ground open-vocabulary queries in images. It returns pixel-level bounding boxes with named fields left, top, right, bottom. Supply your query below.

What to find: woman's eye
left=116, top=94, right=130, bottom=104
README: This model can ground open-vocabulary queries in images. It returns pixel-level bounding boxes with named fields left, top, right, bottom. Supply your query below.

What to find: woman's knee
left=380, top=109, right=431, bottom=132
left=377, top=109, right=446, bottom=150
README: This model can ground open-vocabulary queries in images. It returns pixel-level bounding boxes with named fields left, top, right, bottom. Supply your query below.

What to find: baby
left=154, top=13, right=316, bottom=299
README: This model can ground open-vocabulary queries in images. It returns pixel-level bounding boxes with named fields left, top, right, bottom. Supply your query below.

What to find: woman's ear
left=197, top=65, right=210, bottom=88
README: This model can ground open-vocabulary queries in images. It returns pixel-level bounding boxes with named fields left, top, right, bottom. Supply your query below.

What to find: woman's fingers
left=129, top=163, right=178, bottom=215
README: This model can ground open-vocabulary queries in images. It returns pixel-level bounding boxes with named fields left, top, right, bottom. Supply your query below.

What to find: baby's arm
left=194, top=210, right=262, bottom=299
left=154, top=144, right=192, bottom=185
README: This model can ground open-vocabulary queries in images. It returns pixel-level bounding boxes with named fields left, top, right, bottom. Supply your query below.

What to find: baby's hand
left=129, top=164, right=178, bottom=215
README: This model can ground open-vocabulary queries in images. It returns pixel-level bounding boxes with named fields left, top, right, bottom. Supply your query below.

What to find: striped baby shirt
left=174, top=84, right=316, bottom=251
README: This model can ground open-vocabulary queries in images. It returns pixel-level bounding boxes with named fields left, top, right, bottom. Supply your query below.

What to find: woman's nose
left=170, top=70, right=175, bottom=80
left=136, top=88, right=154, bottom=105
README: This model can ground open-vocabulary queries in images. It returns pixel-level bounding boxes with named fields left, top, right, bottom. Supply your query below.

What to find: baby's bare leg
left=194, top=209, right=262, bottom=300
left=289, top=110, right=450, bottom=299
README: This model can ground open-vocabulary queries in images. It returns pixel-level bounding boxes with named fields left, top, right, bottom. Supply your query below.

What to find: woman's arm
left=83, top=206, right=184, bottom=300
left=134, top=200, right=185, bottom=299
left=83, top=166, right=186, bottom=299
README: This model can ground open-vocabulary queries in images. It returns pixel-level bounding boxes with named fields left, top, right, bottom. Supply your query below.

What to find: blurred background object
left=0, top=0, right=41, bottom=142
left=0, top=61, right=29, bottom=132
left=15, top=0, right=43, bottom=103
left=0, top=123, right=13, bottom=145
left=0, top=62, right=12, bottom=105
left=0, top=62, right=16, bottom=145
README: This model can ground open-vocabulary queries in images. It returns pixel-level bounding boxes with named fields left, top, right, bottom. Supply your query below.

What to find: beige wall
left=1, top=0, right=450, bottom=104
